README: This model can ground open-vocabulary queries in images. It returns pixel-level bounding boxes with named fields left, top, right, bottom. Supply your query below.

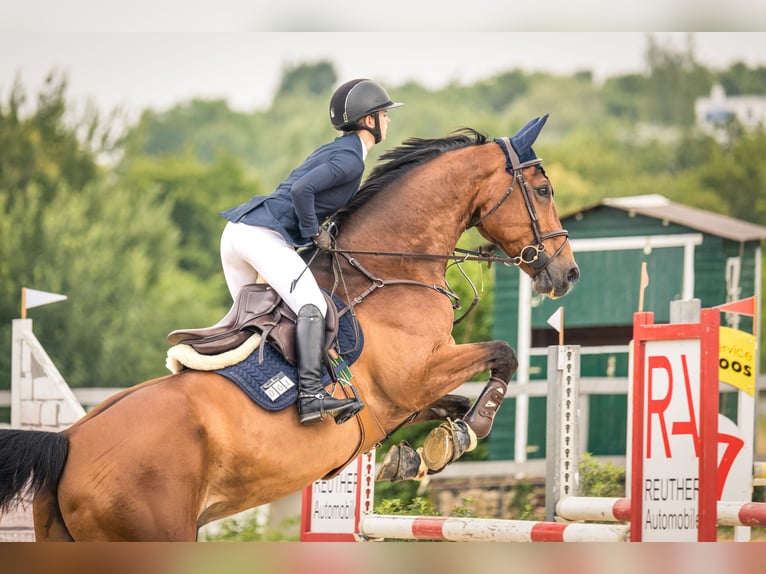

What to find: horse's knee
left=492, top=340, right=518, bottom=380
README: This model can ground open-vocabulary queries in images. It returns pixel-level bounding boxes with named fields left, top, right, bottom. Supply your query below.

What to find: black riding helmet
left=329, top=79, right=404, bottom=143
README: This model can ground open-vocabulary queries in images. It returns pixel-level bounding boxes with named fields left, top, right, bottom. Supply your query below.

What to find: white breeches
left=220, top=221, right=327, bottom=317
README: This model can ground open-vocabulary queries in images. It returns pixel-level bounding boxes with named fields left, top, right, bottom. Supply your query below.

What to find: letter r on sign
left=647, top=355, right=673, bottom=458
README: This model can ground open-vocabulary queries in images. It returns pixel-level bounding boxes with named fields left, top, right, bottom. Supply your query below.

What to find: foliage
left=507, top=482, right=536, bottom=520
left=116, top=150, right=263, bottom=281
left=644, top=33, right=715, bottom=126
left=0, top=77, right=228, bottom=389
left=697, top=129, right=766, bottom=225
left=0, top=72, right=101, bottom=204
left=718, top=62, right=766, bottom=95
left=275, top=61, right=337, bottom=100
left=577, top=452, right=625, bottom=498
left=389, top=495, right=476, bottom=518
left=375, top=496, right=440, bottom=517
left=449, top=228, right=495, bottom=345
left=200, top=513, right=300, bottom=542
left=122, top=99, right=260, bottom=165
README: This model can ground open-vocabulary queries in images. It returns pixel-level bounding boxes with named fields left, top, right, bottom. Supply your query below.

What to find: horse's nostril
left=568, top=266, right=580, bottom=285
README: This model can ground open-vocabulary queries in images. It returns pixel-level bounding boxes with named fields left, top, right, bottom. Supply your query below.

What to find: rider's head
left=329, top=79, right=404, bottom=144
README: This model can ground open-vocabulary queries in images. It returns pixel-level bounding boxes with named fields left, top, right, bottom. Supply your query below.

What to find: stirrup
left=331, top=383, right=364, bottom=424
left=298, top=392, right=363, bottom=425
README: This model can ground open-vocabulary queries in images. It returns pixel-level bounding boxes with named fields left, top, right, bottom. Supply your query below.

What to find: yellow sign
left=719, top=326, right=756, bottom=396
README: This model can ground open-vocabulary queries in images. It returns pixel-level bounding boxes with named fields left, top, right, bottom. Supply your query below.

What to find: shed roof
left=564, top=194, right=766, bottom=242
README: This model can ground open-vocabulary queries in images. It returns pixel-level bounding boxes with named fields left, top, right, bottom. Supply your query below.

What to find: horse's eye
left=537, top=185, right=550, bottom=198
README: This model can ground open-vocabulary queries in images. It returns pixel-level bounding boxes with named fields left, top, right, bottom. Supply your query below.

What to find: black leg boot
left=296, top=304, right=364, bottom=425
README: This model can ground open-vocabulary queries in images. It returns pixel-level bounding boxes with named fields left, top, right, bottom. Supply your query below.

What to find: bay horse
left=0, top=116, right=578, bottom=541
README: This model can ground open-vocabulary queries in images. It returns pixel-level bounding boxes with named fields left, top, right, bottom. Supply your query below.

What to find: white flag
left=546, top=306, right=563, bottom=333
left=24, top=288, right=67, bottom=310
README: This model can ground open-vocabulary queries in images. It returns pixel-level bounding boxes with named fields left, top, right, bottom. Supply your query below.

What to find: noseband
left=469, top=137, right=569, bottom=277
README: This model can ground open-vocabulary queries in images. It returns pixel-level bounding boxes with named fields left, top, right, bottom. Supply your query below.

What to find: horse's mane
left=331, top=127, right=488, bottom=228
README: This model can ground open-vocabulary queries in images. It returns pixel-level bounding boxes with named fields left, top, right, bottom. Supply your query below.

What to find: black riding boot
left=296, top=304, right=363, bottom=425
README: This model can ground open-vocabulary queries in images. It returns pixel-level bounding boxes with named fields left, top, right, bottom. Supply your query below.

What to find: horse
left=0, top=116, right=579, bottom=541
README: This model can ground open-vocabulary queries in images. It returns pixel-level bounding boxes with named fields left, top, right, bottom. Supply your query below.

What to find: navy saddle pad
left=214, top=296, right=363, bottom=411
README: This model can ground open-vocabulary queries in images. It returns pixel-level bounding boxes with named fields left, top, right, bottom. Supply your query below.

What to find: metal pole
left=514, top=272, right=532, bottom=463
left=545, top=344, right=580, bottom=521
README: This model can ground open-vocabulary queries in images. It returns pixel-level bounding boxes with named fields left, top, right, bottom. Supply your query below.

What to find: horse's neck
left=341, top=148, right=494, bottom=257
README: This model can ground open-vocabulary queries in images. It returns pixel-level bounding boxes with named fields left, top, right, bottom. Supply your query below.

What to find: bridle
left=315, top=137, right=571, bottom=322
left=472, top=137, right=570, bottom=277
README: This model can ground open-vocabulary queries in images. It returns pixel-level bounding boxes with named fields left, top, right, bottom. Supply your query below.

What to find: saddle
left=167, top=283, right=340, bottom=366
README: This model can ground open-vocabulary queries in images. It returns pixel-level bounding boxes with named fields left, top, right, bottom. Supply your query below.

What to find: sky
left=2, top=32, right=765, bottom=124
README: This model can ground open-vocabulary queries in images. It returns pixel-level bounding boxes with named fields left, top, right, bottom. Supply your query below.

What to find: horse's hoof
left=375, top=442, right=427, bottom=481
left=421, top=419, right=477, bottom=473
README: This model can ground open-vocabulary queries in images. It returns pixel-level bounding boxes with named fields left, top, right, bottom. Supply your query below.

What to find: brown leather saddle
left=167, top=283, right=340, bottom=366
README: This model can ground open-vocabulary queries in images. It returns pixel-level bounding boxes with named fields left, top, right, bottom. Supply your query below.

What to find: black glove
left=312, top=228, right=333, bottom=251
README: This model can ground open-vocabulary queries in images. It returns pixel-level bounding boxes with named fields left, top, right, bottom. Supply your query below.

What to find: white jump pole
left=358, top=514, right=629, bottom=542
left=557, top=496, right=766, bottom=528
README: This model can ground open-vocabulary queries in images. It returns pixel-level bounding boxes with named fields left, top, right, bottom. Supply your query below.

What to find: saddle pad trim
left=166, top=333, right=262, bottom=374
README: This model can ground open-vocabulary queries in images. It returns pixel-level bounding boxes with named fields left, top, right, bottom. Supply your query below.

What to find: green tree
left=644, top=33, right=713, bottom=126
left=0, top=75, right=227, bottom=391
left=698, top=129, right=766, bottom=226
left=1, top=175, right=226, bottom=389
left=601, top=73, right=648, bottom=121
left=473, top=70, right=529, bottom=113
left=0, top=72, right=100, bottom=207
left=1, top=74, right=102, bottom=389
left=117, top=150, right=264, bottom=281
left=718, top=62, right=766, bottom=96
left=275, top=61, right=337, bottom=99
left=123, top=99, right=260, bottom=164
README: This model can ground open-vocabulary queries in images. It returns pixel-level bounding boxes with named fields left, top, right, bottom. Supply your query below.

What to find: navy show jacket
left=220, top=133, right=365, bottom=247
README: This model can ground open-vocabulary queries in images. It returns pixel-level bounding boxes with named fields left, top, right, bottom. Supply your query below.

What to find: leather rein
left=320, top=137, right=570, bottom=324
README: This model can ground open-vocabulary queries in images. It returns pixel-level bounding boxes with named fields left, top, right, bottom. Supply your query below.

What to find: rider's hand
left=312, top=228, right=333, bottom=251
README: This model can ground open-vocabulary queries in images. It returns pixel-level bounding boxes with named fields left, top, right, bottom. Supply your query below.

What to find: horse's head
left=472, top=115, right=579, bottom=298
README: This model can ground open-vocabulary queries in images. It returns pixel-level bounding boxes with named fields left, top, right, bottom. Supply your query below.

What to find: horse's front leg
left=423, top=338, right=517, bottom=432
left=377, top=339, right=517, bottom=481
left=410, top=338, right=517, bottom=407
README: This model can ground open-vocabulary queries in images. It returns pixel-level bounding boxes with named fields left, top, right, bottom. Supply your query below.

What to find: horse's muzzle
left=534, top=262, right=579, bottom=299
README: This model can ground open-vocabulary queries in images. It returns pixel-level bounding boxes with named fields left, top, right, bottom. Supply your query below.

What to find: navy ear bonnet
left=510, top=114, right=548, bottom=164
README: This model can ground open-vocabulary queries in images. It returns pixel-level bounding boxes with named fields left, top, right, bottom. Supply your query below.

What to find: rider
left=219, top=79, right=404, bottom=425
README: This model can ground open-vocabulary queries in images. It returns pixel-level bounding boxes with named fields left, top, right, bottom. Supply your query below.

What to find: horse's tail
left=0, top=429, right=68, bottom=513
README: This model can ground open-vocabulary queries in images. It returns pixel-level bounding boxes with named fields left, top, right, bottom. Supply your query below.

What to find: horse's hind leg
left=33, top=490, right=74, bottom=541
left=406, top=394, right=472, bottom=425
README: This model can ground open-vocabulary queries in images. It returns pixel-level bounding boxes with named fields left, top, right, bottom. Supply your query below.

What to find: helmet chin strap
left=355, top=112, right=382, bottom=144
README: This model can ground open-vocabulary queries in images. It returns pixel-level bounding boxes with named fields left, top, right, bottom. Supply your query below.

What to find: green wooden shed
left=488, top=193, right=766, bottom=461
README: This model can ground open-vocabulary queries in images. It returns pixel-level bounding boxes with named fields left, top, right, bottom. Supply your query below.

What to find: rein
left=326, top=244, right=535, bottom=267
